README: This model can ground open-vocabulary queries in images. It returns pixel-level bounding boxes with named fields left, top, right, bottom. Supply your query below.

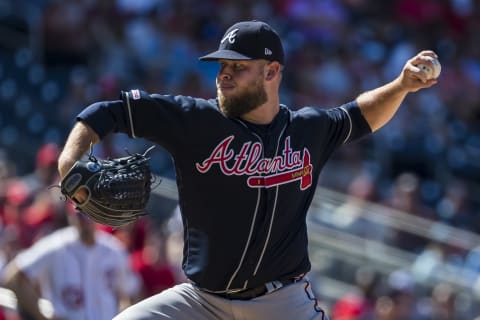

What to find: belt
left=211, top=276, right=304, bottom=301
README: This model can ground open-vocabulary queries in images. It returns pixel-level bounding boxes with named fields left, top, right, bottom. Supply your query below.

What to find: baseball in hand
left=417, top=57, right=441, bottom=79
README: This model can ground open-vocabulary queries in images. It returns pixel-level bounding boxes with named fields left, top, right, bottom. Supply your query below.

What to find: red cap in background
left=5, top=180, right=31, bottom=206
left=36, top=143, right=59, bottom=168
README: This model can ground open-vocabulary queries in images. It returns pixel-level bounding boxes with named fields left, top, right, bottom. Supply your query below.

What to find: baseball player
left=57, top=20, right=438, bottom=320
left=2, top=205, right=140, bottom=320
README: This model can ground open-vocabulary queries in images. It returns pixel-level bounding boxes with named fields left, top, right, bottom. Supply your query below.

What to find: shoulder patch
left=131, top=89, right=141, bottom=100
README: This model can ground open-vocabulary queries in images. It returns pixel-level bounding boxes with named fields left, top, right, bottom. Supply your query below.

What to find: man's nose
left=218, top=66, right=232, bottom=80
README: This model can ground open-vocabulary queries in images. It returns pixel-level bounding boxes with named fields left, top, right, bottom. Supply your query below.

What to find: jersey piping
left=125, top=92, right=137, bottom=138
left=224, top=120, right=288, bottom=291
left=224, top=187, right=262, bottom=292
left=339, top=106, right=352, bottom=144
left=184, top=218, right=190, bottom=276
left=225, top=122, right=264, bottom=292
left=253, top=123, right=287, bottom=276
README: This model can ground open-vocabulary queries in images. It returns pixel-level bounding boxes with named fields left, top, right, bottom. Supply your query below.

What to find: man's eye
left=234, top=64, right=244, bottom=70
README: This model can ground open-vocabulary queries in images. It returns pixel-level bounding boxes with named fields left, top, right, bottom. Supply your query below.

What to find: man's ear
left=265, top=62, right=280, bottom=80
left=266, top=70, right=275, bottom=80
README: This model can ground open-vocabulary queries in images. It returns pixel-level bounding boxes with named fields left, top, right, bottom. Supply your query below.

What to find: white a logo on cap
left=221, top=28, right=239, bottom=44
left=265, top=48, right=272, bottom=56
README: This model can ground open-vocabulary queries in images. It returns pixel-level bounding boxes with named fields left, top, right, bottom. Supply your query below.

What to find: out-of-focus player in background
left=57, top=20, right=438, bottom=320
left=1, top=204, right=140, bottom=320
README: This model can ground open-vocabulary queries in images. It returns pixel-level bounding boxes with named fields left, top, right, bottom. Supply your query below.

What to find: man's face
left=216, top=60, right=268, bottom=118
left=68, top=211, right=96, bottom=244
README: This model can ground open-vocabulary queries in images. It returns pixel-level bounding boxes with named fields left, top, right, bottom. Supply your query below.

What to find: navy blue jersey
left=78, top=90, right=372, bottom=293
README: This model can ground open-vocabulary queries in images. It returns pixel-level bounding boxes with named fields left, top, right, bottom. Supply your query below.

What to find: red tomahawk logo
left=247, top=149, right=312, bottom=190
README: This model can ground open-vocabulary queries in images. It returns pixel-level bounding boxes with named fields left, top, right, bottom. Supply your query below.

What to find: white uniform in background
left=14, top=226, right=139, bottom=320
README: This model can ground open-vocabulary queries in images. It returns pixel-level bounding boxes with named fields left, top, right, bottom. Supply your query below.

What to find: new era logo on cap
left=199, top=20, right=284, bottom=65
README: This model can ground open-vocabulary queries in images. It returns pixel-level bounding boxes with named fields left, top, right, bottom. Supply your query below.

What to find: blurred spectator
left=129, top=228, right=177, bottom=299
left=1, top=204, right=140, bottom=320
left=40, top=0, right=91, bottom=66
left=382, top=172, right=436, bottom=252
left=123, top=219, right=178, bottom=299
left=374, top=270, right=417, bottom=320
left=328, top=171, right=392, bottom=243
left=385, top=172, right=436, bottom=221
left=331, top=293, right=368, bottom=320
left=24, top=143, right=60, bottom=192
left=429, top=282, right=457, bottom=320
left=329, top=268, right=379, bottom=320
left=2, top=179, right=34, bottom=248
left=6, top=144, right=65, bottom=248
left=411, top=241, right=446, bottom=285
left=464, top=245, right=480, bottom=285
left=99, top=217, right=182, bottom=300
left=435, top=179, right=475, bottom=231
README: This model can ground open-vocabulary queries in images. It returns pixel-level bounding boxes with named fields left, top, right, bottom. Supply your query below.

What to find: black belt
left=212, top=278, right=300, bottom=301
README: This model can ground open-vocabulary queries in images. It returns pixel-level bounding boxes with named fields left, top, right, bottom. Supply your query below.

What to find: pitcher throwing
left=58, top=20, right=438, bottom=320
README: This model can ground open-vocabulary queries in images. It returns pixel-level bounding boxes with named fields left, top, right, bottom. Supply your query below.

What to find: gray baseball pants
left=113, top=277, right=328, bottom=320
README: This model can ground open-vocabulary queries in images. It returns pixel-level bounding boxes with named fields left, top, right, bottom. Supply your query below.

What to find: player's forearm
left=15, top=287, right=49, bottom=320
left=58, top=121, right=100, bottom=178
left=356, top=77, right=409, bottom=132
left=3, top=266, right=49, bottom=320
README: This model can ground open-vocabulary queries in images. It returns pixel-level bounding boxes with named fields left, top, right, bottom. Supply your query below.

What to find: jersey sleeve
left=330, top=100, right=372, bottom=144
left=77, top=100, right=126, bottom=139
left=119, top=89, right=189, bottom=140
left=77, top=89, right=194, bottom=151
left=296, top=100, right=372, bottom=155
left=14, top=238, right=56, bottom=279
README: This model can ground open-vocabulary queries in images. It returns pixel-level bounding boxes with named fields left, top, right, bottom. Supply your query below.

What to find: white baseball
left=417, top=57, right=441, bottom=79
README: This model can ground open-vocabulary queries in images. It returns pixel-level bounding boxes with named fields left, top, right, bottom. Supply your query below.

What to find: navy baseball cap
left=199, top=20, right=284, bottom=65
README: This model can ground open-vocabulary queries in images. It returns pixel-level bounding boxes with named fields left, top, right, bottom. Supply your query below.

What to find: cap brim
left=199, top=49, right=253, bottom=61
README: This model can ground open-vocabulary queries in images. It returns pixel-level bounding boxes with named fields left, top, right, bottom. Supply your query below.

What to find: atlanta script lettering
left=196, top=136, right=313, bottom=190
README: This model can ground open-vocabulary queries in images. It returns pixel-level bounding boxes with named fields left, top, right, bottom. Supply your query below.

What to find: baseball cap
left=6, top=179, right=32, bottom=206
left=199, top=20, right=284, bottom=65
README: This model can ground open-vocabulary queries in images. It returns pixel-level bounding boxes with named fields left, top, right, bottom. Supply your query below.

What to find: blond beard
left=218, top=78, right=267, bottom=118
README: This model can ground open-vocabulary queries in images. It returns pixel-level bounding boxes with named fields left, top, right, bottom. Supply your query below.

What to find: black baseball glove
left=60, top=147, right=154, bottom=227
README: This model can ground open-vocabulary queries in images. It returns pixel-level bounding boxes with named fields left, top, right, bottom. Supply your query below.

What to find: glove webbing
left=77, top=199, right=145, bottom=227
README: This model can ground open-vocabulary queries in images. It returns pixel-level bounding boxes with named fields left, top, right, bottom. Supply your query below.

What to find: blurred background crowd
left=0, top=0, right=479, bottom=319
